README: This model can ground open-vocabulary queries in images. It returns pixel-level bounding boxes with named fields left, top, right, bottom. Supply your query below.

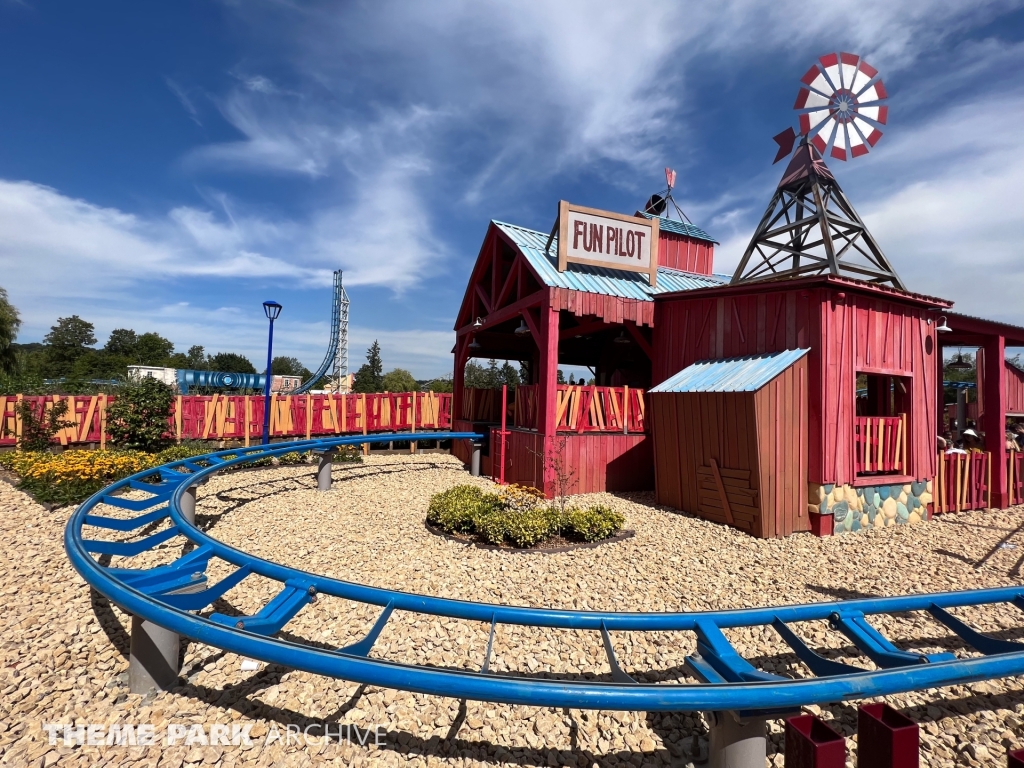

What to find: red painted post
left=784, top=714, right=845, bottom=767
left=857, top=703, right=918, bottom=768
left=499, top=384, right=507, bottom=486
left=983, top=333, right=1008, bottom=508
left=1009, top=748, right=1024, bottom=767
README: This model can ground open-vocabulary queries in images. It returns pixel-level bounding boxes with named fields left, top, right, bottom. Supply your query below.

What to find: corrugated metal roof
left=649, top=349, right=810, bottom=393
left=637, top=213, right=719, bottom=244
left=493, top=220, right=724, bottom=302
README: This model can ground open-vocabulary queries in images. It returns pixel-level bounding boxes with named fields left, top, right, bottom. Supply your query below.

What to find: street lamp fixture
left=261, top=301, right=283, bottom=445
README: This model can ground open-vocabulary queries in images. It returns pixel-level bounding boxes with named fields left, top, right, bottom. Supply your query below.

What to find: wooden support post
left=14, top=393, right=22, bottom=448
left=411, top=392, right=417, bottom=454
left=305, top=394, right=312, bottom=440
left=244, top=396, right=251, bottom=447
left=175, top=395, right=182, bottom=443
left=99, top=394, right=107, bottom=450
left=361, top=393, right=369, bottom=455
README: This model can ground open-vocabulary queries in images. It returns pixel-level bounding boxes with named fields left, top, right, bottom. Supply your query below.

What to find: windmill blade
left=819, top=52, right=843, bottom=92
left=799, top=108, right=830, bottom=136
left=831, top=122, right=849, bottom=160
left=794, top=88, right=830, bottom=110
left=849, top=121, right=869, bottom=157
left=850, top=60, right=877, bottom=93
left=839, top=52, right=860, bottom=90
left=857, top=80, right=888, bottom=103
left=800, top=64, right=833, bottom=98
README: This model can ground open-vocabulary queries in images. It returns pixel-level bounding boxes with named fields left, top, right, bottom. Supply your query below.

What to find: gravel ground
left=3, top=452, right=1024, bottom=767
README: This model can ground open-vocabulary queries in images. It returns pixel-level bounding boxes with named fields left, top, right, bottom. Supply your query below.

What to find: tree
left=352, top=341, right=384, bottom=393
left=557, top=369, right=566, bottom=384
left=272, top=356, right=312, bottom=379
left=135, top=332, right=175, bottom=365
left=382, top=368, right=417, bottom=392
left=104, top=328, right=139, bottom=358
left=499, top=361, right=521, bottom=390
left=0, top=287, right=22, bottom=375
left=427, top=375, right=454, bottom=393
left=44, top=315, right=96, bottom=376
left=185, top=345, right=208, bottom=370
left=464, top=361, right=489, bottom=388
left=208, top=352, right=256, bottom=373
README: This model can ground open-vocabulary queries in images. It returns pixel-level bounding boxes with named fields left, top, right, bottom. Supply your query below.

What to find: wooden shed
left=648, top=349, right=809, bottom=538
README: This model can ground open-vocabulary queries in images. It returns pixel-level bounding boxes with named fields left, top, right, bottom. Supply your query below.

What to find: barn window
left=854, top=373, right=910, bottom=477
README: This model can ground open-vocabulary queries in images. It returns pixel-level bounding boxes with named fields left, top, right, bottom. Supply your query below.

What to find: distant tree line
left=0, top=288, right=320, bottom=395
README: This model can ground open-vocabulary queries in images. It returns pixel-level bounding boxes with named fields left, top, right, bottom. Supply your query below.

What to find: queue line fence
left=0, top=392, right=452, bottom=448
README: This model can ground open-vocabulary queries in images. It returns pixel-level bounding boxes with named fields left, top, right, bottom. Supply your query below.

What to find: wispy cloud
left=164, top=77, right=203, bottom=127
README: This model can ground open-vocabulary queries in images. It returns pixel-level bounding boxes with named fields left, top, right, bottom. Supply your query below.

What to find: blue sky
left=2, top=1, right=1024, bottom=378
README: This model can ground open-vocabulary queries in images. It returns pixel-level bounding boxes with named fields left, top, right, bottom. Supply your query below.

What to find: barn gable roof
left=493, top=220, right=724, bottom=302
left=650, top=349, right=810, bottom=393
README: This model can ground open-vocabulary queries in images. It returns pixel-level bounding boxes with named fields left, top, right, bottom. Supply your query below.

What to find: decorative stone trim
left=808, top=480, right=933, bottom=534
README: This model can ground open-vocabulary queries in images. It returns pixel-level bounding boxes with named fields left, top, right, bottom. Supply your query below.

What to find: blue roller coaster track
left=66, top=432, right=1024, bottom=712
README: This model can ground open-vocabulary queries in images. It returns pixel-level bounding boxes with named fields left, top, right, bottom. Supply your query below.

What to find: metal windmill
left=731, top=53, right=905, bottom=290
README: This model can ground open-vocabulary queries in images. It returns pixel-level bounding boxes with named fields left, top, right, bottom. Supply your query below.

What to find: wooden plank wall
left=500, top=429, right=652, bottom=496
left=653, top=286, right=938, bottom=487
left=549, top=288, right=654, bottom=327
left=650, top=358, right=808, bottom=538
left=656, top=232, right=714, bottom=275
left=1006, top=361, right=1024, bottom=414
left=754, top=357, right=809, bottom=537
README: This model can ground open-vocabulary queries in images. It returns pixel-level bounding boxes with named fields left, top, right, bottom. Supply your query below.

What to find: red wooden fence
left=0, top=392, right=452, bottom=448
left=854, top=415, right=907, bottom=475
left=934, top=451, right=990, bottom=513
left=1007, top=452, right=1024, bottom=506
left=514, top=385, right=646, bottom=433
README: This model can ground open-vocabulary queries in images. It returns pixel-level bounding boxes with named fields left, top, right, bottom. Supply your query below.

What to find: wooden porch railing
left=0, top=392, right=452, bottom=448
left=1007, top=452, right=1024, bottom=507
left=514, top=384, right=645, bottom=433
left=854, top=414, right=907, bottom=475
left=935, top=451, right=991, bottom=513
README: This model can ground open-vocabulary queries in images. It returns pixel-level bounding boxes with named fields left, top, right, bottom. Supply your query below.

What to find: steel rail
left=66, top=432, right=1024, bottom=711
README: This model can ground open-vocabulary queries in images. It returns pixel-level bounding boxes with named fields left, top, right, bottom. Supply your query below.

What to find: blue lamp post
left=261, top=300, right=283, bottom=445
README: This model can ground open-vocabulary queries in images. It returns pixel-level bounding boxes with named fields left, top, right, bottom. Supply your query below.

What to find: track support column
left=179, top=485, right=198, bottom=525
left=317, top=450, right=336, bottom=491
left=705, top=711, right=767, bottom=768
left=470, top=442, right=482, bottom=476
left=129, top=616, right=180, bottom=694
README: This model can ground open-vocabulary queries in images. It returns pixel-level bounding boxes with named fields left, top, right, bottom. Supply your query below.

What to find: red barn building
left=452, top=143, right=1024, bottom=536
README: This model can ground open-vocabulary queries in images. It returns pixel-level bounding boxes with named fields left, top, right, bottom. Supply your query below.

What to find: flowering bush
left=1, top=449, right=159, bottom=506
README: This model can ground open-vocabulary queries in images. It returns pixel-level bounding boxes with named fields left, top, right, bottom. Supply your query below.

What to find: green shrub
left=427, top=484, right=488, bottom=533
left=498, top=506, right=554, bottom=547
left=107, top=376, right=174, bottom=452
left=564, top=504, right=625, bottom=542
left=426, top=483, right=624, bottom=548
left=7, top=399, right=76, bottom=451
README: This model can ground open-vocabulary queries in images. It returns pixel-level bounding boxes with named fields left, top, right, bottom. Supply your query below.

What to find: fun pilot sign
left=546, top=201, right=660, bottom=287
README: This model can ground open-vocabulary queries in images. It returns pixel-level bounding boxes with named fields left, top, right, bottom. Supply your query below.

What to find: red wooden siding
left=657, top=232, right=714, bottom=275
left=653, top=282, right=939, bottom=488
left=934, top=451, right=990, bottom=512
left=649, top=356, right=808, bottom=539
left=1006, top=361, right=1024, bottom=415
left=548, top=287, right=654, bottom=327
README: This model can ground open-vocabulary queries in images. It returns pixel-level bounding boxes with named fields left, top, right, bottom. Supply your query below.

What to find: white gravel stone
left=3, top=453, right=1024, bottom=766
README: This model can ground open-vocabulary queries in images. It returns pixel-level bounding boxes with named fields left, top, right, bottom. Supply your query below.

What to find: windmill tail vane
left=774, top=52, right=889, bottom=164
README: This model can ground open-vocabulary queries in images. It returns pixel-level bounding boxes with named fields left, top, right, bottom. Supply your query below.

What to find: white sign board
left=555, top=201, right=659, bottom=286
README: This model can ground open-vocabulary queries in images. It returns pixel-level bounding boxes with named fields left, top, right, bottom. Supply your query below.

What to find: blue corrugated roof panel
left=637, top=213, right=719, bottom=244
left=649, top=349, right=810, bottom=393
left=493, top=220, right=724, bottom=302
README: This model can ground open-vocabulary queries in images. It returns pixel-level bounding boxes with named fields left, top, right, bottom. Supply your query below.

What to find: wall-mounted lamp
left=472, top=317, right=484, bottom=329
left=936, top=316, right=952, bottom=333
